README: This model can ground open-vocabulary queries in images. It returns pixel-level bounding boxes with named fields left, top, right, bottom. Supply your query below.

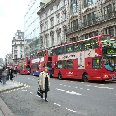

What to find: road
left=0, top=74, right=116, bottom=116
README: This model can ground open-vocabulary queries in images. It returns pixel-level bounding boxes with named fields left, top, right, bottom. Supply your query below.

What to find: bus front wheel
left=58, top=73, right=62, bottom=80
left=82, top=73, right=88, bottom=82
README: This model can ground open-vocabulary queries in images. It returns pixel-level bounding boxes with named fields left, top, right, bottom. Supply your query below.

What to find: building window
left=83, top=12, right=96, bottom=26
left=84, top=0, right=97, bottom=8
left=50, top=17, right=54, bottom=27
left=70, top=0, right=78, bottom=14
left=45, top=21, right=48, bottom=30
left=103, top=3, right=116, bottom=20
left=56, top=13, right=60, bottom=24
left=109, top=27, right=114, bottom=36
left=71, top=19, right=78, bottom=32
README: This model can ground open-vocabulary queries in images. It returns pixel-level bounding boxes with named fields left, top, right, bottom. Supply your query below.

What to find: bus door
left=54, top=60, right=63, bottom=78
left=63, top=60, right=74, bottom=78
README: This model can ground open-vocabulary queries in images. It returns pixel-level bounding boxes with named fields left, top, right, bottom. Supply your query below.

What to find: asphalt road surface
left=0, top=74, right=116, bottom=116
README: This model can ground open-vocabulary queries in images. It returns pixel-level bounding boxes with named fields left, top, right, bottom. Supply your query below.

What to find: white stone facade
left=12, top=30, right=25, bottom=64
left=38, top=0, right=70, bottom=49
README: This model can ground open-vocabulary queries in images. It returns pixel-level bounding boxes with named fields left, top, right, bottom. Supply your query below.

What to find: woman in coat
left=38, top=66, right=50, bottom=102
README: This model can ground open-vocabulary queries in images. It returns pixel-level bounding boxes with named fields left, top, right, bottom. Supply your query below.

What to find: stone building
left=67, top=0, right=116, bottom=42
left=12, top=30, right=25, bottom=64
left=37, top=0, right=70, bottom=49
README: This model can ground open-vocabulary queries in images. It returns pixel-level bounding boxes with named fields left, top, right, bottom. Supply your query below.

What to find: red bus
left=37, top=49, right=52, bottom=77
left=18, top=57, right=30, bottom=75
left=49, top=34, right=116, bottom=81
left=30, top=56, right=40, bottom=76
left=30, top=50, right=52, bottom=76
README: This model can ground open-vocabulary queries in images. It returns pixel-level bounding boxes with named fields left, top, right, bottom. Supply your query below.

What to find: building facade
left=37, top=0, right=70, bottom=49
left=67, top=0, right=116, bottom=42
left=12, top=30, right=25, bottom=64
left=24, top=0, right=41, bottom=40
left=5, top=54, right=13, bottom=67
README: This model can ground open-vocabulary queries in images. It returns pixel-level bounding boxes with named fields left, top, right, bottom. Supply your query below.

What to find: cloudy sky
left=0, top=0, right=30, bottom=59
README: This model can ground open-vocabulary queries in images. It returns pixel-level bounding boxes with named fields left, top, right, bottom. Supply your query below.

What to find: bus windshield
left=46, top=62, right=52, bottom=70
left=104, top=57, right=116, bottom=71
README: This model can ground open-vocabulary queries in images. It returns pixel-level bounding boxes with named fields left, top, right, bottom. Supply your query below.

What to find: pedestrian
left=9, top=67, right=14, bottom=80
left=6, top=67, right=10, bottom=80
left=38, top=66, right=50, bottom=102
left=2, top=66, right=8, bottom=85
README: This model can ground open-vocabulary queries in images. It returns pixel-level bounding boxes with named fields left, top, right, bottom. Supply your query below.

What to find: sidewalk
left=0, top=97, right=15, bottom=116
left=0, top=80, right=24, bottom=93
left=0, top=80, right=24, bottom=116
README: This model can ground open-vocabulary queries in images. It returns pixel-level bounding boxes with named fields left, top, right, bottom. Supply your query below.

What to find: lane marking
left=75, top=87, right=78, bottom=89
left=56, top=88, right=82, bottom=96
left=66, top=108, right=77, bottom=113
left=56, top=88, right=65, bottom=92
left=66, top=91, right=82, bottom=96
left=30, top=92, right=33, bottom=94
left=22, top=90, right=27, bottom=91
left=54, top=103, right=61, bottom=107
left=86, top=85, right=91, bottom=87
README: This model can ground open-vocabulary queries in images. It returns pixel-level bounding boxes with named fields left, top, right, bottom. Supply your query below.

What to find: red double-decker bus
left=18, top=57, right=30, bottom=75
left=49, top=34, right=116, bottom=81
left=30, top=50, right=52, bottom=77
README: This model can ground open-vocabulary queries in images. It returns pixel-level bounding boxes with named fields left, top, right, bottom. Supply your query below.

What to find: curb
left=0, top=97, right=15, bottom=116
left=0, top=84, right=24, bottom=94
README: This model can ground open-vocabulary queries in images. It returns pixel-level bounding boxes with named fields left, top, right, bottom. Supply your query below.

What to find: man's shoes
left=45, top=99, right=48, bottom=102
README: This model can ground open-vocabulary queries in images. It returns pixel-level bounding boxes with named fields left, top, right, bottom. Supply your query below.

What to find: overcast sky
left=0, top=0, right=30, bottom=60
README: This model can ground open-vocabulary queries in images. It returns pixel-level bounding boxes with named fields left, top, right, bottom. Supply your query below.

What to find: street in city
left=0, top=75, right=116, bottom=116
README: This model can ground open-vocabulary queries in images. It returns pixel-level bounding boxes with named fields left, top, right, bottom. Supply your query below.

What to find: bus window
left=46, top=62, right=52, bottom=70
left=92, top=58, right=101, bottom=69
left=91, top=38, right=98, bottom=48
left=63, top=60, right=67, bottom=68
left=58, top=47, right=64, bottom=55
left=66, top=44, right=74, bottom=53
left=74, top=43, right=80, bottom=51
left=67, top=60, right=73, bottom=69
left=52, top=48, right=57, bottom=55
left=84, top=40, right=92, bottom=50
left=56, top=61, right=63, bottom=69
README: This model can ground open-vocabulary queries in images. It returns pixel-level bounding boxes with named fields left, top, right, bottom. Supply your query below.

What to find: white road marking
left=56, top=88, right=82, bottom=96
left=60, top=84, right=63, bottom=85
left=30, top=92, right=33, bottom=94
left=22, top=90, right=27, bottom=91
left=66, top=108, right=77, bottom=113
left=81, top=82, right=84, bottom=83
left=66, top=91, right=82, bottom=96
left=94, top=86, right=114, bottom=89
left=36, top=95, right=40, bottom=97
left=87, top=89, right=90, bottom=91
left=56, top=88, right=65, bottom=92
left=75, top=86, right=78, bottom=89
left=64, top=85, right=67, bottom=87
left=99, top=84, right=105, bottom=85
left=86, top=85, right=91, bottom=86
left=54, top=103, right=61, bottom=107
